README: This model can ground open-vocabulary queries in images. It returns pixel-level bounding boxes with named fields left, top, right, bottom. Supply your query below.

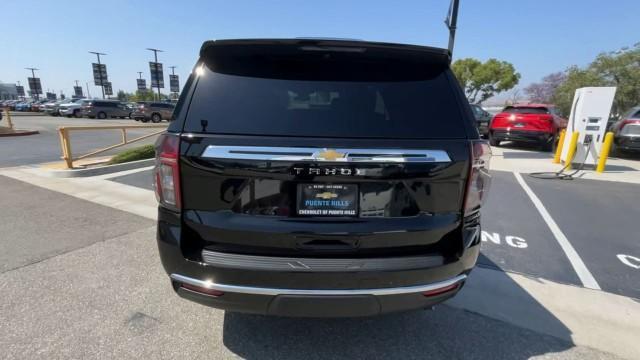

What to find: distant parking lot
left=0, top=115, right=159, bottom=167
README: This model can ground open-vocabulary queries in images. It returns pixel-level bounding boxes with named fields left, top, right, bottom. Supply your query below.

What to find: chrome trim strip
left=201, top=145, right=451, bottom=163
left=170, top=273, right=466, bottom=296
left=201, top=249, right=443, bottom=272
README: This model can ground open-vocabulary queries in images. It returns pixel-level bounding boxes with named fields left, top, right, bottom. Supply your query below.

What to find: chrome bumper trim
left=170, top=273, right=466, bottom=296
left=200, top=145, right=451, bottom=163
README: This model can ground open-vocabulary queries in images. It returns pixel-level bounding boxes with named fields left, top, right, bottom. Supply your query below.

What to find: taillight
left=463, top=140, right=492, bottom=215
left=619, top=119, right=640, bottom=133
left=180, top=283, right=224, bottom=297
left=154, top=134, right=181, bottom=211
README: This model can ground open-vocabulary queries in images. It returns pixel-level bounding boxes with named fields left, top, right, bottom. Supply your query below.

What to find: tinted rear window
left=184, top=70, right=465, bottom=139
left=503, top=106, right=549, bottom=114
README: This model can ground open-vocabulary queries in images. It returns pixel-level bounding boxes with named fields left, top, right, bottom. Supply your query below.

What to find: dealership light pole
left=25, top=67, right=39, bottom=100
left=444, top=0, right=460, bottom=58
left=169, top=66, right=178, bottom=99
left=147, top=48, right=163, bottom=100
left=89, top=51, right=107, bottom=99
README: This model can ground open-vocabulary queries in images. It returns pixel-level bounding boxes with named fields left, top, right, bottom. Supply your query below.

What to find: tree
left=551, top=67, right=603, bottom=117
left=589, top=46, right=640, bottom=117
left=524, top=72, right=566, bottom=103
left=452, top=58, right=521, bottom=104
left=117, top=90, right=129, bottom=101
left=543, top=44, right=640, bottom=118
left=129, top=90, right=156, bottom=102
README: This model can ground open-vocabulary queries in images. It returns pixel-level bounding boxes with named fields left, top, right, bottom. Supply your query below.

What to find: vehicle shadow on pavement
left=222, top=257, right=574, bottom=360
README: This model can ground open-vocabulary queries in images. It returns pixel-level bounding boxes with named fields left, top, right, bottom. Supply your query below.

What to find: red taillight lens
left=154, top=134, right=181, bottom=210
left=180, top=283, right=224, bottom=297
left=422, top=282, right=461, bottom=297
left=464, top=140, right=492, bottom=215
left=619, top=119, right=640, bottom=131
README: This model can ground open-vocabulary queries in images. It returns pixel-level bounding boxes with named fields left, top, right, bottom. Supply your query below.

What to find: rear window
left=184, top=70, right=466, bottom=139
left=503, top=106, right=549, bottom=114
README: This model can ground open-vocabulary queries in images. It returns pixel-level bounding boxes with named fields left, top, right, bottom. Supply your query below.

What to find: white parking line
left=513, top=172, right=601, bottom=290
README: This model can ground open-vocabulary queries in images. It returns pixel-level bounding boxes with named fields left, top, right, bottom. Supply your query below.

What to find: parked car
left=80, top=100, right=132, bottom=119
left=14, top=101, right=34, bottom=112
left=155, top=38, right=491, bottom=317
left=59, top=99, right=88, bottom=118
left=131, top=102, right=175, bottom=122
left=31, top=100, right=50, bottom=112
left=43, top=99, right=72, bottom=116
left=489, top=104, right=567, bottom=151
left=610, top=106, right=640, bottom=154
left=470, top=104, right=492, bottom=137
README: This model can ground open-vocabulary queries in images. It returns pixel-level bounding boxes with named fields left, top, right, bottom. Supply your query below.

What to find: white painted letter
left=481, top=231, right=500, bottom=244
left=617, top=254, right=640, bottom=269
left=506, top=236, right=528, bottom=249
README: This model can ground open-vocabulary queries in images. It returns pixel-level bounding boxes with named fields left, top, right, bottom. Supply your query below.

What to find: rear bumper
left=491, top=129, right=551, bottom=143
left=170, top=273, right=466, bottom=317
left=615, top=136, right=640, bottom=151
left=157, top=208, right=480, bottom=317
left=131, top=111, right=149, bottom=120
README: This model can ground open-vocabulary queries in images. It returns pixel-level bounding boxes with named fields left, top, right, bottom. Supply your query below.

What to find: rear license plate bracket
left=297, top=184, right=358, bottom=217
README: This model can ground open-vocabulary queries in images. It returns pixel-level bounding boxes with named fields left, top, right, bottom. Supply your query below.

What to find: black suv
left=155, top=39, right=491, bottom=317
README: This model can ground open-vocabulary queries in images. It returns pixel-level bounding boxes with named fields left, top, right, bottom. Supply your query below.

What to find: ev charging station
left=560, top=87, right=617, bottom=166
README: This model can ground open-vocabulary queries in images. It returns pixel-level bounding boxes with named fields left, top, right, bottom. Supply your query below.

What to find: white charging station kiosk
left=560, top=87, right=617, bottom=166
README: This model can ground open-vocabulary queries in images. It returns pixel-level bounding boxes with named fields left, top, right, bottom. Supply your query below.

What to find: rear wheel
left=140, top=117, right=150, bottom=123
left=542, top=132, right=558, bottom=152
left=151, top=113, right=162, bottom=123
left=489, top=133, right=500, bottom=147
left=97, top=111, right=107, bottom=119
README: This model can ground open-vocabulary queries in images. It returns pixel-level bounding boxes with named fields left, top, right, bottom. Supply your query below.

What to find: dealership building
left=0, top=82, right=18, bottom=100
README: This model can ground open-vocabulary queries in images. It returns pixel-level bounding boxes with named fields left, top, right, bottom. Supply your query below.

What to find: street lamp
left=25, top=67, right=39, bottom=100
left=147, top=48, right=163, bottom=100
left=89, top=51, right=107, bottom=99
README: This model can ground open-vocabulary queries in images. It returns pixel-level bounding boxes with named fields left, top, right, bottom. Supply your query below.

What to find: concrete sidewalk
left=490, top=145, right=640, bottom=184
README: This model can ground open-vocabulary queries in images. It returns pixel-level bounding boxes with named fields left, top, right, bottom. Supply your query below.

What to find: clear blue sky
left=1, top=0, right=637, bottom=98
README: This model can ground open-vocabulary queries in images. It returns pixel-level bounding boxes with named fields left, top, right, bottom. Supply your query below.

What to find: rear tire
left=542, top=132, right=557, bottom=152
left=151, top=113, right=162, bottom=123
left=97, top=112, right=107, bottom=119
left=489, top=133, right=500, bottom=147
left=141, top=117, right=150, bottom=123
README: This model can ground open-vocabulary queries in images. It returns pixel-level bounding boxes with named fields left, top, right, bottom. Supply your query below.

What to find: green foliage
left=551, top=67, right=604, bottom=116
left=452, top=58, right=521, bottom=104
left=116, top=90, right=128, bottom=101
left=129, top=90, right=169, bottom=102
left=108, top=144, right=155, bottom=165
left=544, top=44, right=640, bottom=118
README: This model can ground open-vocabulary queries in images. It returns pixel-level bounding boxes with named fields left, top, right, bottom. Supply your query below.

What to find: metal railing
left=57, top=124, right=167, bottom=169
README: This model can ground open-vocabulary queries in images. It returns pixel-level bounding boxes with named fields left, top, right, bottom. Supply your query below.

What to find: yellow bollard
left=596, top=132, right=615, bottom=173
left=565, top=131, right=580, bottom=170
left=4, top=107, right=14, bottom=130
left=553, top=129, right=566, bottom=164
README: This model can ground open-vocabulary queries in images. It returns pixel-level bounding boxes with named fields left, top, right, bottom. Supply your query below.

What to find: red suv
left=489, top=104, right=567, bottom=151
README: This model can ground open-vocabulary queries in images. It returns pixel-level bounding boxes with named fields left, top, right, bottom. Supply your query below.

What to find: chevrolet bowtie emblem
left=315, top=192, right=339, bottom=200
left=314, top=149, right=347, bottom=161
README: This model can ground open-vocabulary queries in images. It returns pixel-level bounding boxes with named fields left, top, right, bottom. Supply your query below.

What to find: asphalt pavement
left=0, top=176, right=622, bottom=359
left=2, top=125, right=640, bottom=359
left=0, top=115, right=161, bottom=167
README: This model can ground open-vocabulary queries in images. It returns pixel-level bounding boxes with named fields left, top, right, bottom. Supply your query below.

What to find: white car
left=59, top=99, right=88, bottom=118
